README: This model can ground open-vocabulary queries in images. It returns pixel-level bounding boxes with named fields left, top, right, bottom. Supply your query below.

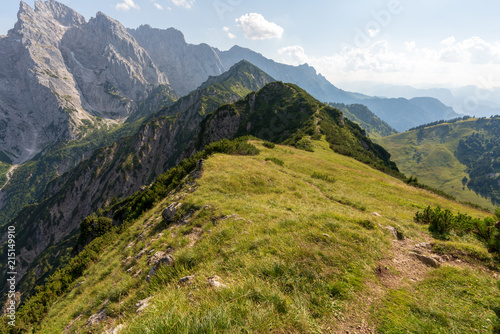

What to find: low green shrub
left=74, top=216, right=115, bottom=252
left=415, top=206, right=500, bottom=252
left=265, top=157, right=284, bottom=166
left=310, top=133, right=322, bottom=141
left=262, top=141, right=275, bottom=149
left=295, top=138, right=314, bottom=152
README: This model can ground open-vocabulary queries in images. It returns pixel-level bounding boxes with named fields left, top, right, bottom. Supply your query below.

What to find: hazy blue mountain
left=340, top=81, right=500, bottom=118
left=214, top=46, right=462, bottom=131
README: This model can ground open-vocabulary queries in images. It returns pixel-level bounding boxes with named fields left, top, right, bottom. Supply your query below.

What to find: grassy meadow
left=376, top=118, right=496, bottom=210
left=13, top=138, right=499, bottom=333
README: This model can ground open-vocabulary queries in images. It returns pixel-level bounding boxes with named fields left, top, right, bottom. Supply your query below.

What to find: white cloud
left=172, top=0, right=195, bottom=9
left=154, top=3, right=164, bottom=10
left=277, top=37, right=500, bottom=87
left=441, top=36, right=456, bottom=46
left=439, top=36, right=500, bottom=64
left=278, top=45, right=308, bottom=65
left=236, top=13, right=284, bottom=40
left=223, top=27, right=236, bottom=39
left=405, top=41, right=416, bottom=51
left=115, top=0, right=140, bottom=11
left=368, top=28, right=380, bottom=38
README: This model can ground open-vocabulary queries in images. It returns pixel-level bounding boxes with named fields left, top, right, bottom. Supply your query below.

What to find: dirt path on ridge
left=333, top=227, right=489, bottom=333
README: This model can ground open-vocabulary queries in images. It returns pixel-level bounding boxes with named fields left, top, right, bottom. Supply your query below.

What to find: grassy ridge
left=199, top=82, right=399, bottom=176
left=376, top=117, right=497, bottom=210
left=8, top=139, right=498, bottom=333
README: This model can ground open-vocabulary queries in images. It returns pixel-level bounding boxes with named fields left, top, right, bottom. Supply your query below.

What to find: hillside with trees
left=378, top=116, right=500, bottom=209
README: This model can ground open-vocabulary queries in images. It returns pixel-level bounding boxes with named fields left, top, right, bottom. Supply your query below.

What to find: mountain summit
left=0, top=1, right=169, bottom=164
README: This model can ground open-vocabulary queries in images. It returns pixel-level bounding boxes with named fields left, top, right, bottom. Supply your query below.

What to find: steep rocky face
left=7, top=61, right=273, bottom=284
left=0, top=1, right=87, bottom=164
left=0, top=1, right=171, bottom=164
left=128, top=25, right=224, bottom=96
left=60, top=13, right=168, bottom=118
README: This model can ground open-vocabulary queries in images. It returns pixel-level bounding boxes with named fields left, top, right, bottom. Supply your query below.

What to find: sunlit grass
left=376, top=267, right=499, bottom=333
left=33, top=139, right=498, bottom=333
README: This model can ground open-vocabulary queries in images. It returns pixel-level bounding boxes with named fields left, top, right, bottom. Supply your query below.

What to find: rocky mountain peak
left=199, top=60, right=274, bottom=92
left=0, top=1, right=171, bottom=164
left=91, top=11, right=128, bottom=37
left=17, top=1, right=33, bottom=16
left=9, top=2, right=35, bottom=39
left=34, top=0, right=86, bottom=26
left=133, top=25, right=187, bottom=45
left=10, top=0, right=85, bottom=41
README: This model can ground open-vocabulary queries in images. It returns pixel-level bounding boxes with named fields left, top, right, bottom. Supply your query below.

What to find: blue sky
left=2, top=0, right=500, bottom=88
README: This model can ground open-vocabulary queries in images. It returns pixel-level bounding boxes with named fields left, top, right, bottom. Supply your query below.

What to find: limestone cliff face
left=128, top=25, right=224, bottom=96
left=60, top=13, right=168, bottom=118
left=0, top=1, right=84, bottom=163
left=0, top=1, right=170, bottom=164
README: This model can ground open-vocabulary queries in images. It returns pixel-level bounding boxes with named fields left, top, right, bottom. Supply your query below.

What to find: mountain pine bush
left=415, top=206, right=500, bottom=253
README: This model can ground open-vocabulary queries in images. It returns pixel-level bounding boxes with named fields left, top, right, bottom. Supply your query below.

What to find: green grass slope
left=7, top=139, right=499, bottom=333
left=377, top=117, right=500, bottom=210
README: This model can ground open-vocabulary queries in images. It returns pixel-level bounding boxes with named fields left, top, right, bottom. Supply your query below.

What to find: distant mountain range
left=341, top=81, right=500, bottom=118
left=0, top=0, right=462, bottom=165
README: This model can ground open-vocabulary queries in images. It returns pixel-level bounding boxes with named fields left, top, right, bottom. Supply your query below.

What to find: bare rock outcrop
left=128, top=25, right=224, bottom=96
left=0, top=1, right=169, bottom=164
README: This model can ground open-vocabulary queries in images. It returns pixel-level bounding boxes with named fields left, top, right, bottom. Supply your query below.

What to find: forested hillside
left=378, top=116, right=500, bottom=209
